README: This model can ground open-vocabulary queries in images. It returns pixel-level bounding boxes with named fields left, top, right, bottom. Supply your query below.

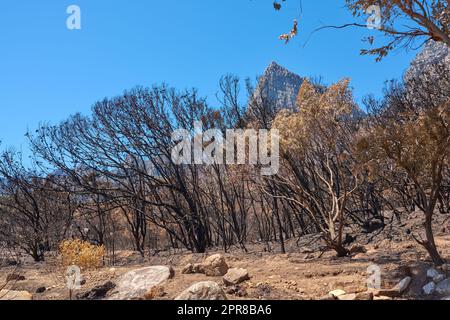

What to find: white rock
left=427, top=268, right=440, bottom=279
left=436, top=278, right=450, bottom=295
left=175, top=281, right=227, bottom=300
left=433, top=274, right=446, bottom=284
left=202, top=254, right=229, bottom=276
left=393, top=277, right=412, bottom=293
left=422, top=282, right=436, bottom=295
left=328, top=289, right=346, bottom=298
left=108, top=266, right=171, bottom=300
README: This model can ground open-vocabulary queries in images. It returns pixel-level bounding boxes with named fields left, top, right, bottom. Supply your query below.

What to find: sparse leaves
left=279, top=19, right=298, bottom=44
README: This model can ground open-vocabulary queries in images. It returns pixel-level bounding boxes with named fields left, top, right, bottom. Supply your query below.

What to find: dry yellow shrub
left=59, top=239, right=105, bottom=270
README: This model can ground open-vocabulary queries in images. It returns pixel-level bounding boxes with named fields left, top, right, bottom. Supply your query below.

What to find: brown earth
left=1, top=232, right=450, bottom=300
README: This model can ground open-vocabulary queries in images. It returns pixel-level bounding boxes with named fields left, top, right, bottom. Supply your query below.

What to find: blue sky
left=0, top=1, right=418, bottom=153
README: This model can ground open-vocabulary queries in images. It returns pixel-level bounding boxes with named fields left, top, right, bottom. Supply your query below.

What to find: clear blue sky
left=0, top=0, right=418, bottom=153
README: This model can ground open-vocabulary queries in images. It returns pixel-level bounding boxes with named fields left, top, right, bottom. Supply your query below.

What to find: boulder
left=427, top=268, right=440, bottom=279
left=78, top=281, right=116, bottom=300
left=328, top=289, right=346, bottom=298
left=422, top=281, right=436, bottom=295
left=182, top=263, right=204, bottom=275
left=0, top=290, right=32, bottom=300
left=393, top=276, right=412, bottom=293
left=436, top=278, right=450, bottom=295
left=223, top=268, right=249, bottom=286
left=202, top=254, right=228, bottom=276
left=181, top=263, right=195, bottom=274
left=175, top=281, right=228, bottom=300
left=181, top=255, right=228, bottom=277
left=433, top=274, right=446, bottom=284
left=372, top=277, right=411, bottom=297
left=108, top=266, right=171, bottom=300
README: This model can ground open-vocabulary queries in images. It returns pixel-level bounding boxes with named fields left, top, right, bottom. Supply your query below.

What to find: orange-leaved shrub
left=59, top=239, right=105, bottom=270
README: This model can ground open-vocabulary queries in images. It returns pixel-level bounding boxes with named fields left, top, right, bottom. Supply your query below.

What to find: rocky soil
left=1, top=231, right=450, bottom=301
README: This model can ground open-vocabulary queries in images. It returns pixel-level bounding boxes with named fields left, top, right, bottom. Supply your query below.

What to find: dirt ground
left=1, top=231, right=450, bottom=300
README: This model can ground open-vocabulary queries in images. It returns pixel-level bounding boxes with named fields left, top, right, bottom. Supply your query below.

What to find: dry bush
left=59, top=239, right=105, bottom=270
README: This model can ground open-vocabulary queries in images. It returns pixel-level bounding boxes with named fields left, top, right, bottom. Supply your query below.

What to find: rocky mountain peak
left=406, top=41, right=449, bottom=80
left=254, top=61, right=305, bottom=111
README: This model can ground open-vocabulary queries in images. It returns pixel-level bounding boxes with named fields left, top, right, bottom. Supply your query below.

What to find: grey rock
left=436, top=278, right=450, bottom=295
left=433, top=274, right=446, bottom=284
left=175, top=281, right=228, bottom=301
left=223, top=268, right=250, bottom=286
left=427, top=268, right=440, bottom=279
left=422, top=282, right=436, bottom=295
left=108, top=266, right=171, bottom=300
left=372, top=277, right=412, bottom=297
left=393, top=277, right=412, bottom=293
left=328, top=289, right=346, bottom=298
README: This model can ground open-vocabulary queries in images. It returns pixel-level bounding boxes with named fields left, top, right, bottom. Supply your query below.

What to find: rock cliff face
left=252, top=61, right=364, bottom=118
left=253, top=61, right=305, bottom=112
left=406, top=41, right=449, bottom=80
